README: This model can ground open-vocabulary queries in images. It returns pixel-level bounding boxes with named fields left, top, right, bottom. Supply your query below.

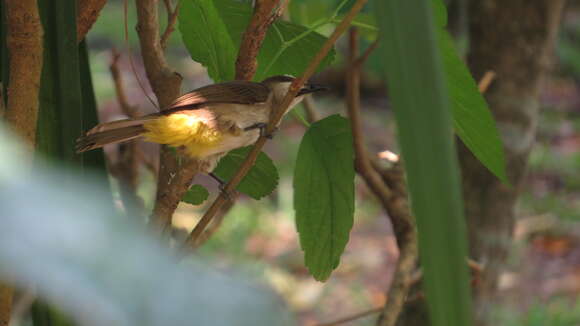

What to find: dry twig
left=77, top=0, right=108, bottom=42
left=343, top=28, right=417, bottom=326
left=182, top=0, right=369, bottom=251
left=315, top=307, right=384, bottom=326
left=108, top=50, right=146, bottom=217
left=160, top=0, right=179, bottom=50
left=477, top=70, right=496, bottom=93
left=235, top=0, right=288, bottom=80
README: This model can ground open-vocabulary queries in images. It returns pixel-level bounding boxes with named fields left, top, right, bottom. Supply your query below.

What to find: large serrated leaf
left=213, top=147, right=279, bottom=200
left=254, top=21, right=334, bottom=80
left=178, top=0, right=335, bottom=82
left=178, top=0, right=237, bottom=82
left=293, top=115, right=355, bottom=281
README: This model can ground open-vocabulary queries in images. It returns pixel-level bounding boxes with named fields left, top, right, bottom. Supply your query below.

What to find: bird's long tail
left=75, top=117, right=155, bottom=153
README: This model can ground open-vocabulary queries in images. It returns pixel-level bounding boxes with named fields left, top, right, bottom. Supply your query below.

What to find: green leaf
left=213, top=147, right=279, bottom=200
left=432, top=0, right=447, bottom=27
left=329, top=0, right=507, bottom=183
left=375, top=0, right=473, bottom=325
left=256, top=21, right=335, bottom=81
left=289, top=0, right=334, bottom=26
left=439, top=30, right=508, bottom=183
left=178, top=0, right=335, bottom=82
left=293, top=115, right=355, bottom=281
left=182, top=184, right=210, bottom=205
left=178, top=0, right=237, bottom=82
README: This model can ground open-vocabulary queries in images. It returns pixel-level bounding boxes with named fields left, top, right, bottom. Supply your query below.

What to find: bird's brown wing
left=164, top=81, right=270, bottom=114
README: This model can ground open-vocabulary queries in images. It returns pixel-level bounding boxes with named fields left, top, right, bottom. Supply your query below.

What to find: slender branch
left=343, top=28, right=417, bottom=326
left=109, top=50, right=145, bottom=217
left=160, top=0, right=179, bottom=50
left=135, top=0, right=182, bottom=108
left=77, top=0, right=107, bottom=42
left=182, top=0, right=369, bottom=251
left=355, top=38, right=379, bottom=67
left=110, top=50, right=139, bottom=118
left=5, top=0, right=44, bottom=148
left=477, top=70, right=496, bottom=93
left=135, top=0, right=185, bottom=234
left=347, top=29, right=392, bottom=206
left=0, top=283, right=12, bottom=326
left=316, top=307, right=383, bottom=326
left=235, top=0, right=282, bottom=80
left=188, top=194, right=238, bottom=249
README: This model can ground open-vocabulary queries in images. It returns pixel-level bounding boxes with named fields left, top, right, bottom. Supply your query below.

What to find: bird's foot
left=209, top=172, right=234, bottom=201
left=244, top=123, right=278, bottom=139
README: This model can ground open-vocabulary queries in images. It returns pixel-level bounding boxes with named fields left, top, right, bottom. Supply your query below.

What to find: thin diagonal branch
left=183, top=0, right=369, bottom=252
left=316, top=307, right=383, bottom=326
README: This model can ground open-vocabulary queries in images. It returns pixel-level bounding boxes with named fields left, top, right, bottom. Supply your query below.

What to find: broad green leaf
left=178, top=0, right=237, bottom=82
left=375, top=0, right=472, bottom=326
left=440, top=30, right=508, bottom=183
left=182, top=184, right=210, bottom=205
left=213, top=147, right=279, bottom=200
left=289, top=0, right=334, bottom=26
left=293, top=115, right=354, bottom=281
left=254, top=21, right=335, bottom=80
left=179, top=0, right=335, bottom=82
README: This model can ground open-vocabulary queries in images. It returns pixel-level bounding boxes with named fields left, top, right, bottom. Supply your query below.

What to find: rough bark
left=77, top=0, right=107, bottom=42
left=134, top=0, right=184, bottom=234
left=234, top=0, right=282, bottom=80
left=4, top=0, right=43, bottom=148
left=398, top=1, right=566, bottom=325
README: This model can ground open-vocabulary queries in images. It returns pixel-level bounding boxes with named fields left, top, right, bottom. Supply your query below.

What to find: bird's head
left=261, top=75, right=328, bottom=108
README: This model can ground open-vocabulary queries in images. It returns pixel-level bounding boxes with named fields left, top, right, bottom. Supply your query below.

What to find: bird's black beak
left=297, top=83, right=329, bottom=96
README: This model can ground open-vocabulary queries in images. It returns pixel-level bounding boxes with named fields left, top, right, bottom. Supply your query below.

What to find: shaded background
left=43, top=0, right=580, bottom=324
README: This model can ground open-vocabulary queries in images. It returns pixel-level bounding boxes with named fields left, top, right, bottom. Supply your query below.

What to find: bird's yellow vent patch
left=143, top=114, right=222, bottom=158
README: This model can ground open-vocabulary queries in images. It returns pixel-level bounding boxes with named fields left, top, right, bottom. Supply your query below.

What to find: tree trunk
left=398, top=1, right=566, bottom=325
left=462, top=0, right=565, bottom=323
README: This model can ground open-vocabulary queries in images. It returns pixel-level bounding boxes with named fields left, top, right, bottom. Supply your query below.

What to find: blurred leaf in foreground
left=0, top=126, right=294, bottom=326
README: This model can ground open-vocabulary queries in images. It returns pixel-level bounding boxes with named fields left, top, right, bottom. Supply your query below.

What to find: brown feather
left=76, top=125, right=146, bottom=153
left=165, top=81, right=270, bottom=112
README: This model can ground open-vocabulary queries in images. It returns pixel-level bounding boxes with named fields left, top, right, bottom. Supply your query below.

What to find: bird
left=76, top=75, right=327, bottom=173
